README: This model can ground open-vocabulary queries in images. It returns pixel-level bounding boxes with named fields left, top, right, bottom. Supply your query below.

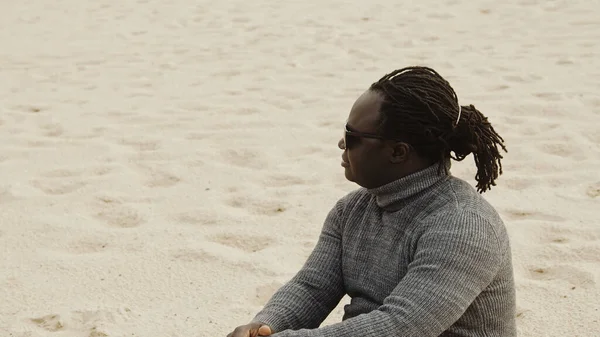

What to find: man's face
left=339, top=90, right=392, bottom=189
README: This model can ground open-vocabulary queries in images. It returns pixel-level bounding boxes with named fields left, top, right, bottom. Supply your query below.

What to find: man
left=226, top=66, right=516, bottom=337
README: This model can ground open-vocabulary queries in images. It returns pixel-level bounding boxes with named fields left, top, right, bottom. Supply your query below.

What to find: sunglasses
left=343, top=123, right=437, bottom=150
left=343, top=123, right=387, bottom=149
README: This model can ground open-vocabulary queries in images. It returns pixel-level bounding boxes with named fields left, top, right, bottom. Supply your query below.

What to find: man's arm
left=270, top=212, right=504, bottom=337
left=252, top=200, right=346, bottom=333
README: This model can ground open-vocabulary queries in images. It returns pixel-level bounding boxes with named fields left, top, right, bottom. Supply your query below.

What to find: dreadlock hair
left=369, top=66, right=507, bottom=193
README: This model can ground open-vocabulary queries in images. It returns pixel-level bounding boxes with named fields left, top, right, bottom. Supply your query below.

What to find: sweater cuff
left=252, top=310, right=289, bottom=334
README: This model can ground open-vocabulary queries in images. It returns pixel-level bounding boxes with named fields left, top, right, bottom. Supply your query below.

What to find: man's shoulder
left=418, top=179, right=510, bottom=252
left=341, top=186, right=373, bottom=206
left=332, top=187, right=372, bottom=215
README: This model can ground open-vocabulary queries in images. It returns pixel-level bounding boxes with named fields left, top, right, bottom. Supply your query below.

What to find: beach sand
left=1, top=0, right=599, bottom=336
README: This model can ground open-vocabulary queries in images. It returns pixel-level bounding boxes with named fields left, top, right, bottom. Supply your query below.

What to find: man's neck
left=377, top=157, right=435, bottom=188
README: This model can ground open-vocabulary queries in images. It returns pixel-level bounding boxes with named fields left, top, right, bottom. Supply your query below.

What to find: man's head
left=339, top=89, right=424, bottom=189
left=339, top=66, right=507, bottom=192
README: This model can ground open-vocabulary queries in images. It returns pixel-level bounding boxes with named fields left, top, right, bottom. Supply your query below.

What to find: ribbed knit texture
left=253, top=162, right=516, bottom=337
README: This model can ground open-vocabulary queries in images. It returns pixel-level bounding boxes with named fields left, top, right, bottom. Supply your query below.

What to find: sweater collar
left=367, top=160, right=450, bottom=211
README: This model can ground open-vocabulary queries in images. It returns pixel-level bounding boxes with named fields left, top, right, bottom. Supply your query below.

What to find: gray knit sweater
left=253, top=162, right=516, bottom=337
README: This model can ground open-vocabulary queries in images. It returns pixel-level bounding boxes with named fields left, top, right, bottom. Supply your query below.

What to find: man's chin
left=344, top=168, right=355, bottom=182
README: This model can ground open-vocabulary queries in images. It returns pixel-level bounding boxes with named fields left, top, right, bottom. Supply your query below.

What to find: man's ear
left=389, top=142, right=411, bottom=164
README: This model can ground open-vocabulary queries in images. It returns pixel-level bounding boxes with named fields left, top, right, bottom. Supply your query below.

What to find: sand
left=1, top=0, right=599, bottom=336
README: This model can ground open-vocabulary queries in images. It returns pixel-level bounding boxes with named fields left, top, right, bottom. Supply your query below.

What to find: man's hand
left=226, top=322, right=273, bottom=337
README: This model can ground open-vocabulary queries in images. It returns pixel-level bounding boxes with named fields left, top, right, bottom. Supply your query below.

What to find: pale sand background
left=1, top=0, right=599, bottom=336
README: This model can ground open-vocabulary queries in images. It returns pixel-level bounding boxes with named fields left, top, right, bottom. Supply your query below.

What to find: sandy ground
left=1, top=0, right=599, bottom=336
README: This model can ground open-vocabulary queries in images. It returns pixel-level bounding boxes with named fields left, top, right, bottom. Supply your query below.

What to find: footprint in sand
left=584, top=129, right=600, bottom=144
left=503, top=209, right=565, bottom=222
left=30, top=314, right=64, bottom=332
left=488, top=84, right=510, bottom=92
left=0, top=186, right=18, bottom=203
left=537, top=142, right=584, bottom=159
left=172, top=210, right=223, bottom=227
left=211, top=120, right=274, bottom=132
left=30, top=179, right=87, bottom=195
left=42, top=169, right=83, bottom=178
left=535, top=223, right=600, bottom=245
left=219, top=148, right=267, bottom=169
left=15, top=105, right=46, bottom=114
left=528, top=265, right=596, bottom=289
left=427, top=12, right=455, bottom=20
left=29, top=308, right=135, bottom=336
left=171, top=249, right=218, bottom=263
left=556, top=58, right=574, bottom=66
left=91, top=196, right=145, bottom=228
left=117, top=137, right=161, bottom=152
left=502, top=75, right=530, bottom=84
left=496, top=176, right=534, bottom=191
left=139, top=166, right=181, bottom=188
left=30, top=168, right=87, bottom=195
left=532, top=92, right=563, bottom=101
left=130, top=149, right=176, bottom=163
left=561, top=244, right=600, bottom=264
left=39, top=123, right=65, bottom=138
left=255, top=282, right=284, bottom=304
left=261, top=173, right=309, bottom=187
left=184, top=131, right=209, bottom=141
left=30, top=167, right=114, bottom=195
left=64, top=238, right=109, bottom=255
left=170, top=247, right=277, bottom=278
left=586, top=182, right=600, bottom=198
left=26, top=139, right=63, bottom=148
left=225, top=196, right=288, bottom=216
left=208, top=233, right=273, bottom=253
left=292, top=145, right=329, bottom=158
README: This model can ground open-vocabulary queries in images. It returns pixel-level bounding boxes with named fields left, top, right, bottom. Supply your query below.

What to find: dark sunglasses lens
left=344, top=133, right=358, bottom=148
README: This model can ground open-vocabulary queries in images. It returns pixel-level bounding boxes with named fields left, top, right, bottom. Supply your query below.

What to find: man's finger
left=258, top=325, right=272, bottom=336
left=230, top=326, right=246, bottom=337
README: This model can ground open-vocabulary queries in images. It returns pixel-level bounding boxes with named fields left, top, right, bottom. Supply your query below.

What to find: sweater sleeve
left=252, top=200, right=346, bottom=333
left=270, top=212, right=503, bottom=337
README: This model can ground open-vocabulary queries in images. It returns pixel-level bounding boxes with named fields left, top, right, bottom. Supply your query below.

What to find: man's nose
left=338, top=138, right=346, bottom=150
